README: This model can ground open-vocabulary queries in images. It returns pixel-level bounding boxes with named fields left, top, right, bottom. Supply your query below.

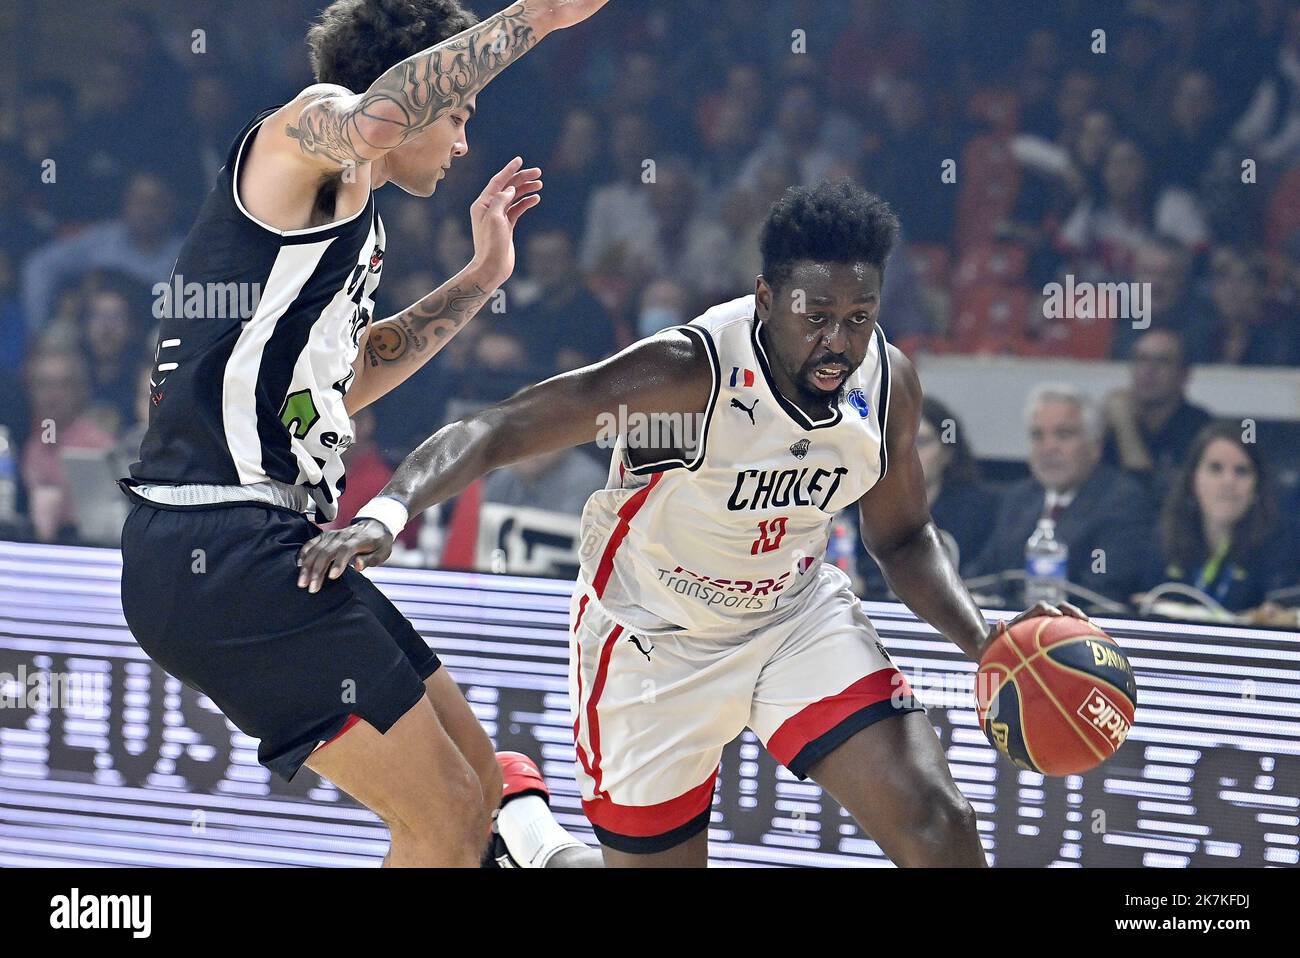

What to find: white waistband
left=131, top=479, right=313, bottom=513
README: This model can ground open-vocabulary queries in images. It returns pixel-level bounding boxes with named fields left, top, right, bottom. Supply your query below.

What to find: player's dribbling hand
left=987, top=600, right=1091, bottom=642
left=468, top=156, right=543, bottom=288
left=296, top=520, right=394, bottom=593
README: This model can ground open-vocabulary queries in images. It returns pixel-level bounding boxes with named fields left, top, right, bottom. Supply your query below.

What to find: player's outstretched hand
left=469, top=155, right=542, bottom=288
left=986, top=600, right=1091, bottom=645
left=296, top=520, right=395, bottom=593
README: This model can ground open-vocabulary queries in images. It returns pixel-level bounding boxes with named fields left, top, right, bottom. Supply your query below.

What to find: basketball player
left=118, top=0, right=611, bottom=868
left=299, top=180, right=1090, bottom=867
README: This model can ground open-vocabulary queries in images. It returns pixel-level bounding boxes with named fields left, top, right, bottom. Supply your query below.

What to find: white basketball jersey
left=575, top=294, right=893, bottom=640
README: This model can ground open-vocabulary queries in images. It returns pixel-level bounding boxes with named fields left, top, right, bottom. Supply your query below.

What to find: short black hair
left=307, top=0, right=479, bottom=93
left=760, top=179, right=900, bottom=291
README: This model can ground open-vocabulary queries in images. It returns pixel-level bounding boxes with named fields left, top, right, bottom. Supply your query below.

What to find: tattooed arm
left=286, top=0, right=609, bottom=170
left=344, top=272, right=490, bottom=415
left=344, top=156, right=543, bottom=413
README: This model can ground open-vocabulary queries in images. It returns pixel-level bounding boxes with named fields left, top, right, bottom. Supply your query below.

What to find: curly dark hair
left=759, top=179, right=900, bottom=292
left=307, top=0, right=480, bottom=93
left=1160, top=421, right=1278, bottom=572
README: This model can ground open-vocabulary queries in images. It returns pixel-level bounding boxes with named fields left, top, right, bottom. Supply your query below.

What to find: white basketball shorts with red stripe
left=568, top=563, right=924, bottom=854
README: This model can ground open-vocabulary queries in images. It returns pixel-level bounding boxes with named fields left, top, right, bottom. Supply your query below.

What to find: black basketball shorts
left=118, top=494, right=441, bottom=781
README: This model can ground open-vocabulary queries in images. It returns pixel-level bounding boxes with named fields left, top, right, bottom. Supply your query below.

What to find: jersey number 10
left=751, top=516, right=788, bottom=555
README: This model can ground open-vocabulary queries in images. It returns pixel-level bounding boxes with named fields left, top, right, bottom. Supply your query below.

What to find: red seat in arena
left=950, top=283, right=1031, bottom=354
left=1021, top=313, right=1115, bottom=359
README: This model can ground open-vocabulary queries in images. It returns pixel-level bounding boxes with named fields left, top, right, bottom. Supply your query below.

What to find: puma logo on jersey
left=628, top=635, right=654, bottom=660
left=730, top=397, right=758, bottom=424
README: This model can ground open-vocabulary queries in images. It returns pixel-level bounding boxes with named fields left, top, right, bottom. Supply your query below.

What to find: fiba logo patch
left=789, top=438, right=810, bottom=460
left=846, top=388, right=870, bottom=418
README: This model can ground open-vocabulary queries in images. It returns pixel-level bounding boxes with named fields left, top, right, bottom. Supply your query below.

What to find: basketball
left=975, top=616, right=1138, bottom=776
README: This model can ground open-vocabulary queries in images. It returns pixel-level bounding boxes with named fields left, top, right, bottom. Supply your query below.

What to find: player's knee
left=388, top=765, right=487, bottom=864
left=905, top=787, right=980, bottom=860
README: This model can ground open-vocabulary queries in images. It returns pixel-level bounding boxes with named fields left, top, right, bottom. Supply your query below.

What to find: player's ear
left=755, top=275, right=772, bottom=317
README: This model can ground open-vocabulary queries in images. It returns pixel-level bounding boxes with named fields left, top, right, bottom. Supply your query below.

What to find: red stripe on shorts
left=314, top=713, right=361, bottom=753
left=582, top=767, right=718, bottom=837
left=575, top=473, right=660, bottom=801
left=585, top=623, right=624, bottom=799
left=572, top=595, right=595, bottom=779
left=765, top=668, right=908, bottom=768
left=591, top=472, right=662, bottom=598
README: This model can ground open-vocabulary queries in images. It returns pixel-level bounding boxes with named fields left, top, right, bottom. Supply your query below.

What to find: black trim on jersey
left=590, top=808, right=711, bottom=854
left=874, top=324, right=892, bottom=480
left=786, top=697, right=924, bottom=780
left=624, top=324, right=722, bottom=477
left=750, top=313, right=843, bottom=431
left=231, top=110, right=374, bottom=239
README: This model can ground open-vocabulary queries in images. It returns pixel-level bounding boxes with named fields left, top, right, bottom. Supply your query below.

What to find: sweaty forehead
left=784, top=260, right=881, bottom=304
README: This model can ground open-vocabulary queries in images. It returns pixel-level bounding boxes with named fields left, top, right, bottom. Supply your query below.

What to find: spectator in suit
left=1148, top=421, right=1298, bottom=612
left=860, top=397, right=999, bottom=597
left=967, top=384, right=1156, bottom=605
left=1102, top=328, right=1212, bottom=495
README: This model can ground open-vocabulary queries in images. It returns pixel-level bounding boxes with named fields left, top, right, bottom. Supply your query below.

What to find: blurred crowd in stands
left=1, top=0, right=1297, bottom=622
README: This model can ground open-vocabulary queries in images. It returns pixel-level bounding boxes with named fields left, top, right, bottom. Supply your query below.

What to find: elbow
left=868, top=521, right=935, bottom=567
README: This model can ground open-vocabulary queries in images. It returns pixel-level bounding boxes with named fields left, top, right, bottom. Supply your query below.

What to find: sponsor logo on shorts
left=1077, top=687, right=1132, bottom=749
left=654, top=564, right=791, bottom=610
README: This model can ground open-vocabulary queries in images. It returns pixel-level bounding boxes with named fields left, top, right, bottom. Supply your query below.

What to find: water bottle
left=829, top=514, right=864, bottom=594
left=1025, top=517, right=1069, bottom=605
left=0, top=426, right=17, bottom=524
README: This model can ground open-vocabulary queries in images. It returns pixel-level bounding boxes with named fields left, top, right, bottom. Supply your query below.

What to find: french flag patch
left=730, top=366, right=755, bottom=388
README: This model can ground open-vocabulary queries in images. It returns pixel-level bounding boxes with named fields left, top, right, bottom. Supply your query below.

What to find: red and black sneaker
left=498, top=751, right=550, bottom=804
left=491, top=751, right=548, bottom=867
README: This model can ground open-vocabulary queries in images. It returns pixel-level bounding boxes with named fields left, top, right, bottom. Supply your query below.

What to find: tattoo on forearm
left=287, top=3, right=536, bottom=165
left=367, top=282, right=490, bottom=365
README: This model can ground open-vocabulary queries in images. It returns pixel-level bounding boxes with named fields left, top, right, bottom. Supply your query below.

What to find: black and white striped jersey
left=128, top=107, right=386, bottom=520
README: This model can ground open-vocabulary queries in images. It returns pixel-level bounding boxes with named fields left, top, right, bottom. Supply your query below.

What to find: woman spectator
left=1149, top=421, right=1297, bottom=612
left=860, top=397, right=999, bottom=595
left=1058, top=138, right=1209, bottom=275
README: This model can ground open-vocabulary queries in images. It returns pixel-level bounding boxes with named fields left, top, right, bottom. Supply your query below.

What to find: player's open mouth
left=811, top=366, right=848, bottom=390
